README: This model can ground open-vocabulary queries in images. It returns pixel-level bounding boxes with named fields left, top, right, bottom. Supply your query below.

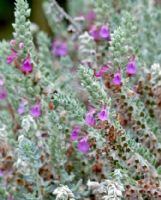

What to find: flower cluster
left=7, top=42, right=33, bottom=74
left=85, top=105, right=108, bottom=126
left=70, top=127, right=89, bottom=154
left=17, top=100, right=41, bottom=118
left=94, top=56, right=137, bottom=87
left=89, top=24, right=111, bottom=41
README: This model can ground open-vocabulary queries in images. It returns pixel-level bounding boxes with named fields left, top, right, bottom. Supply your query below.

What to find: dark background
left=0, top=0, right=67, bottom=39
left=1, top=0, right=161, bottom=40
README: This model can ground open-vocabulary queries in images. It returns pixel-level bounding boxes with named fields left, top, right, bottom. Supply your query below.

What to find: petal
left=95, top=65, right=109, bottom=77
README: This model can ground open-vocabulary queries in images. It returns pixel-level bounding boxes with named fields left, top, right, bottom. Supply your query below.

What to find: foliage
left=0, top=0, right=161, bottom=199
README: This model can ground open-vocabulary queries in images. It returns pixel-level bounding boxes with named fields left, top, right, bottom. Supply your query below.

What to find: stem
left=51, top=0, right=81, bottom=33
left=36, top=168, right=43, bottom=200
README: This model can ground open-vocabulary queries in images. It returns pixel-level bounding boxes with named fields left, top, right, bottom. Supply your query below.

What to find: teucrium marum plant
left=13, top=0, right=36, bottom=61
left=109, top=12, right=138, bottom=70
left=0, top=0, right=161, bottom=199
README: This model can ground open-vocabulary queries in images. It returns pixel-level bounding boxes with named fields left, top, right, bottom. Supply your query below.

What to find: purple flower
left=95, top=65, right=109, bottom=77
left=52, top=40, right=68, bottom=57
left=85, top=10, right=96, bottom=22
left=0, top=169, right=4, bottom=177
left=126, top=56, right=137, bottom=76
left=7, top=49, right=17, bottom=64
left=98, top=106, right=108, bottom=121
left=18, top=104, right=25, bottom=115
left=85, top=108, right=96, bottom=126
left=17, top=100, right=27, bottom=115
left=20, top=56, right=33, bottom=74
left=0, top=87, right=7, bottom=100
left=30, top=103, right=41, bottom=118
left=99, top=25, right=111, bottom=40
left=70, top=127, right=80, bottom=141
left=89, top=25, right=100, bottom=40
left=77, top=137, right=90, bottom=154
left=112, top=71, right=122, bottom=86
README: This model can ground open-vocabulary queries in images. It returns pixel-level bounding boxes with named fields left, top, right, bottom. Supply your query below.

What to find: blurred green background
left=0, top=0, right=67, bottom=39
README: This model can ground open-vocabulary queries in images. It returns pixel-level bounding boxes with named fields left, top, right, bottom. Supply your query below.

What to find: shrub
left=0, top=0, right=161, bottom=199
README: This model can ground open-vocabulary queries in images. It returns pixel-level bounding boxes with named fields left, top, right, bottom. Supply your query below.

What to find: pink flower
left=0, top=87, right=7, bottom=100
left=89, top=25, right=100, bottom=40
left=20, top=56, right=33, bottom=73
left=95, top=65, right=109, bottom=77
left=98, top=106, right=108, bottom=121
left=19, top=42, right=24, bottom=49
left=99, top=25, right=111, bottom=40
left=70, top=127, right=80, bottom=141
left=9, top=39, right=16, bottom=47
left=112, top=71, right=122, bottom=85
left=52, top=40, right=68, bottom=57
left=6, top=49, right=17, bottom=64
left=85, top=108, right=96, bottom=126
left=77, top=137, right=90, bottom=154
left=126, top=56, right=137, bottom=76
left=30, top=103, right=41, bottom=118
left=85, top=10, right=96, bottom=22
left=0, top=80, right=4, bottom=86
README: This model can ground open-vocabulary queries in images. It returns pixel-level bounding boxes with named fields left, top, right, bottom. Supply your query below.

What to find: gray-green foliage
left=0, top=0, right=161, bottom=199
left=43, top=0, right=81, bottom=37
left=79, top=32, right=97, bottom=67
left=54, top=92, right=85, bottom=121
left=109, top=12, right=138, bottom=71
left=88, top=174, right=124, bottom=200
left=105, top=0, right=161, bottom=66
left=37, top=31, right=53, bottom=69
left=92, top=0, right=113, bottom=25
left=79, top=65, right=108, bottom=105
left=17, top=135, right=40, bottom=166
left=53, top=185, right=75, bottom=200
left=13, top=0, right=36, bottom=61
left=36, top=31, right=56, bottom=88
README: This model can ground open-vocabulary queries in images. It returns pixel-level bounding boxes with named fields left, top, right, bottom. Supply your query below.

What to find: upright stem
left=51, top=0, right=81, bottom=33
left=36, top=171, right=43, bottom=200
